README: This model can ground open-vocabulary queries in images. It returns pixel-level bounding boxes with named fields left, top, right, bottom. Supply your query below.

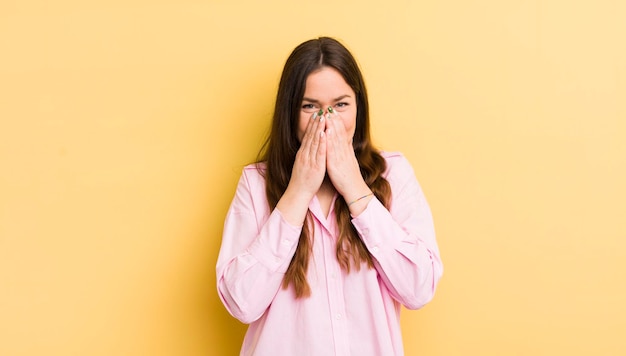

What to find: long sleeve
left=217, top=155, right=442, bottom=355
left=351, top=153, right=443, bottom=310
left=216, top=166, right=302, bottom=323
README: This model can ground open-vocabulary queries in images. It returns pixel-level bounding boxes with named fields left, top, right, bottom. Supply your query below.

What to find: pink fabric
left=216, top=152, right=443, bottom=356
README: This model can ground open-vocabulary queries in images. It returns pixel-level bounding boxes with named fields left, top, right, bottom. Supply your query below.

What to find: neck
left=319, top=177, right=335, bottom=194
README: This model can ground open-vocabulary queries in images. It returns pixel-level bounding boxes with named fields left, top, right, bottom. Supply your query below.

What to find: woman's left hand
left=324, top=112, right=372, bottom=208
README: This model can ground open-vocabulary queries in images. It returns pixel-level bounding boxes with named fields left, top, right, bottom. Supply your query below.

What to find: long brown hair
left=258, top=37, right=391, bottom=298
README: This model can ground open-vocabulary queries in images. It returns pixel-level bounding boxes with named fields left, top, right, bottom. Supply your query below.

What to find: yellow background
left=1, top=0, right=625, bottom=355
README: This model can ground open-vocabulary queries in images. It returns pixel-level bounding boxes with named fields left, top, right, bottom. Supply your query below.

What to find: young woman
left=216, top=37, right=443, bottom=356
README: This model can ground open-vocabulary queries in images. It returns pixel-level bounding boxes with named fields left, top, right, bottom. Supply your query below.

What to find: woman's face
left=297, top=66, right=357, bottom=141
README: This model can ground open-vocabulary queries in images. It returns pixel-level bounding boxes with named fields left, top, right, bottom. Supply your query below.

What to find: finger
left=308, top=113, right=323, bottom=161
left=327, top=111, right=347, bottom=141
left=317, top=129, right=327, bottom=165
left=330, top=112, right=354, bottom=156
left=325, top=112, right=341, bottom=156
left=300, top=111, right=320, bottom=153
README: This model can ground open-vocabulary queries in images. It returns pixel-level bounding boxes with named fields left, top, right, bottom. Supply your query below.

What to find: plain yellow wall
left=1, top=0, right=625, bottom=355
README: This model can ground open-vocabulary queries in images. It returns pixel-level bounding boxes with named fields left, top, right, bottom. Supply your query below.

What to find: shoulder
left=380, top=151, right=407, bottom=163
left=243, top=162, right=265, bottom=175
left=379, top=151, right=419, bottom=187
left=233, top=162, right=267, bottom=194
left=380, top=151, right=414, bottom=174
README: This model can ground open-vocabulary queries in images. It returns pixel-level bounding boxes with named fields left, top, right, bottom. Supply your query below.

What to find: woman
left=216, top=37, right=443, bottom=356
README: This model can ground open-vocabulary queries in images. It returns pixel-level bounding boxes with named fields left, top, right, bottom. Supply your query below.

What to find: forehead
left=304, top=67, right=354, bottom=97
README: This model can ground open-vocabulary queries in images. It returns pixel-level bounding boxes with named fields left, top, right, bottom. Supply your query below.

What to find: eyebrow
left=302, top=95, right=352, bottom=103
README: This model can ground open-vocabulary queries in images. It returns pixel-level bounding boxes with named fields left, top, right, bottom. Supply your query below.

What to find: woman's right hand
left=291, top=112, right=327, bottom=196
left=276, top=112, right=326, bottom=225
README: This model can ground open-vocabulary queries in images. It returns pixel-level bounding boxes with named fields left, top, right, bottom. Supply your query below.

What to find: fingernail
left=328, top=106, right=334, bottom=113
left=312, top=112, right=318, bottom=120
left=318, top=109, right=324, bottom=116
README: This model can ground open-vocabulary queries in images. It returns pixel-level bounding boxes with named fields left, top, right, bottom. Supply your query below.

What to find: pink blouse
left=216, top=152, right=443, bottom=356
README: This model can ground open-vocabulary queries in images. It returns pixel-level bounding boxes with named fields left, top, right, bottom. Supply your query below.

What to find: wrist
left=341, top=181, right=371, bottom=204
left=277, top=186, right=315, bottom=226
left=347, top=192, right=374, bottom=206
left=347, top=191, right=374, bottom=217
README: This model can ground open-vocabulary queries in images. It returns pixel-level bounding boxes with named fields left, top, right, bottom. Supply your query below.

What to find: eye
left=301, top=103, right=319, bottom=113
left=335, top=102, right=349, bottom=108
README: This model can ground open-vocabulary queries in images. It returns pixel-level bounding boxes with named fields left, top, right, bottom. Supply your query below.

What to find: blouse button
left=372, top=246, right=379, bottom=252
left=335, top=314, right=342, bottom=320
